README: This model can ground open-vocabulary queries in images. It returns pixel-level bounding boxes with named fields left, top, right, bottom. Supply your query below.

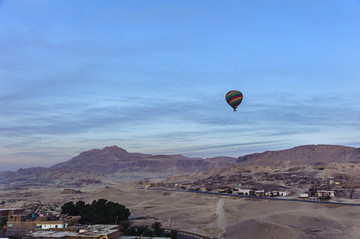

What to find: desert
left=1, top=145, right=360, bottom=238
left=2, top=1, right=360, bottom=238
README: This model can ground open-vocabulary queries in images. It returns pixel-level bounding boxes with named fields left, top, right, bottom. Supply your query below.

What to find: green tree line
left=61, top=199, right=177, bottom=238
left=61, top=199, right=130, bottom=224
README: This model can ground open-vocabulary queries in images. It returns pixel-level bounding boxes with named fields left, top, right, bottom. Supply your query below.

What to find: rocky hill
left=0, top=146, right=237, bottom=185
left=51, top=145, right=237, bottom=174
left=237, top=145, right=360, bottom=167
left=1, top=144, right=360, bottom=187
left=165, top=145, right=360, bottom=198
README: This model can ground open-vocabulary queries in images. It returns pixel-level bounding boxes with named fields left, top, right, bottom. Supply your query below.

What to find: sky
left=1, top=0, right=360, bottom=171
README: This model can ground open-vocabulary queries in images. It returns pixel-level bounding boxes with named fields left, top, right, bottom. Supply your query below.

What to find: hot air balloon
left=225, top=90, right=243, bottom=111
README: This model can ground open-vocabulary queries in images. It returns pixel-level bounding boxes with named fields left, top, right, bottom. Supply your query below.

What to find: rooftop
left=28, top=224, right=119, bottom=238
left=35, top=221, right=66, bottom=225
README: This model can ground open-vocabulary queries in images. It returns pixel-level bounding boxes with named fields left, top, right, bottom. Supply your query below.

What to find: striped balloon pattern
left=225, top=90, right=243, bottom=111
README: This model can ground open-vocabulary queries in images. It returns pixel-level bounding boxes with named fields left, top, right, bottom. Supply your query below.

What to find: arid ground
left=1, top=180, right=360, bottom=239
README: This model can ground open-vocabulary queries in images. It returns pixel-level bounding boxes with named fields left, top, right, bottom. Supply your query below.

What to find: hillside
left=237, top=145, right=360, bottom=167
left=1, top=144, right=360, bottom=187
left=0, top=146, right=237, bottom=186
left=51, top=145, right=237, bottom=174
left=165, top=144, right=360, bottom=194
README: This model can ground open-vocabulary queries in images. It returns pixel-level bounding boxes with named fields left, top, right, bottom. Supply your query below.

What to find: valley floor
left=1, top=181, right=360, bottom=239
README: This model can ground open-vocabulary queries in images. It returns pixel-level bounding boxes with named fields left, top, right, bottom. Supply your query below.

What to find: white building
left=28, top=225, right=120, bottom=238
left=255, top=190, right=265, bottom=197
left=233, top=189, right=252, bottom=196
left=299, top=193, right=309, bottom=198
left=35, top=221, right=68, bottom=229
left=317, top=190, right=335, bottom=198
left=278, top=191, right=290, bottom=196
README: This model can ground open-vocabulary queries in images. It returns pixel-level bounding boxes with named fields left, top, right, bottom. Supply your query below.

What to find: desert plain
left=2, top=145, right=360, bottom=238
left=1, top=179, right=360, bottom=239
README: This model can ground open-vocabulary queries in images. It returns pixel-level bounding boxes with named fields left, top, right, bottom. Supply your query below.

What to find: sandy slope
left=1, top=182, right=360, bottom=239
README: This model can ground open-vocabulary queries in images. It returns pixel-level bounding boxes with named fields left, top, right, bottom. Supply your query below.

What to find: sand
left=1, top=181, right=360, bottom=239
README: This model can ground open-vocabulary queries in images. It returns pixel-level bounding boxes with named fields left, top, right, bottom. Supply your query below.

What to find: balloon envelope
left=225, top=90, right=243, bottom=111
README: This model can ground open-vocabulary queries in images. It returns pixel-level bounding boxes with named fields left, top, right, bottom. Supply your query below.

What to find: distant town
left=142, top=166, right=360, bottom=202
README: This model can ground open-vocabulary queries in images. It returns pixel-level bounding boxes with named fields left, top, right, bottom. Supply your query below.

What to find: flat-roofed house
left=317, top=190, right=335, bottom=198
left=234, top=189, right=252, bottom=196
left=299, top=193, right=309, bottom=198
left=26, top=225, right=120, bottom=239
left=255, top=190, right=265, bottom=197
left=35, top=221, right=68, bottom=229
left=278, top=191, right=290, bottom=196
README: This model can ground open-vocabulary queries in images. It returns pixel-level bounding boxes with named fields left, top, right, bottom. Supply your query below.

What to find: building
left=35, top=221, right=68, bottom=229
left=299, top=193, right=309, bottom=198
left=5, top=209, right=36, bottom=238
left=255, top=190, right=265, bottom=197
left=317, top=190, right=335, bottom=198
left=26, top=224, right=120, bottom=239
left=199, top=187, right=207, bottom=192
left=3, top=209, right=78, bottom=238
left=6, top=219, right=36, bottom=238
left=233, top=189, right=253, bottom=196
left=277, top=191, right=291, bottom=196
left=0, top=209, right=26, bottom=217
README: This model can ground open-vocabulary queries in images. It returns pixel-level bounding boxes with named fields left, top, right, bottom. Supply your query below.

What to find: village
left=0, top=180, right=357, bottom=239
left=0, top=204, right=190, bottom=239
left=146, top=181, right=337, bottom=201
left=144, top=168, right=359, bottom=201
left=0, top=208, right=122, bottom=239
left=1, top=169, right=359, bottom=239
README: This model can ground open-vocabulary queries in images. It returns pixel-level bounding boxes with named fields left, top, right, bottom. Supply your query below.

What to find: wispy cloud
left=1, top=0, right=359, bottom=171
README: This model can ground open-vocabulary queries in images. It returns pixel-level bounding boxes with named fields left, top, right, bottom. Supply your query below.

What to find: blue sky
left=1, top=0, right=360, bottom=171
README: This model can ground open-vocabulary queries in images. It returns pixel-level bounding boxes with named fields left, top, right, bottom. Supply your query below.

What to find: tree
left=61, top=202, right=78, bottom=216
left=120, top=221, right=132, bottom=235
left=152, top=221, right=164, bottom=237
left=61, top=199, right=130, bottom=225
left=0, top=217, right=8, bottom=229
left=170, top=229, right=178, bottom=239
left=126, top=225, right=150, bottom=236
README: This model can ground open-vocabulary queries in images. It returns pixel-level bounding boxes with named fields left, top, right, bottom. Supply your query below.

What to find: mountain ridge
left=50, top=145, right=230, bottom=174
left=1, top=144, right=359, bottom=186
left=237, top=144, right=360, bottom=167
